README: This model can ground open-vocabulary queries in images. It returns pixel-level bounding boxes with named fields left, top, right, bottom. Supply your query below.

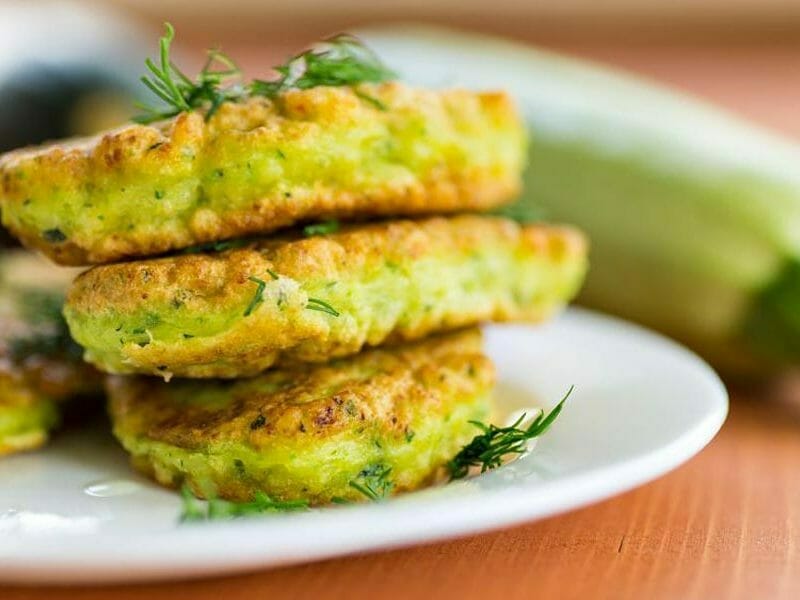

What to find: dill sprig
left=447, top=386, right=573, bottom=480
left=349, top=465, right=393, bottom=501
left=243, top=276, right=267, bottom=316
left=303, top=220, right=340, bottom=237
left=180, top=239, right=251, bottom=255
left=134, top=23, right=242, bottom=124
left=175, top=383, right=567, bottom=520
left=180, top=486, right=309, bottom=522
left=306, top=297, right=340, bottom=316
left=135, top=26, right=395, bottom=124
left=251, top=34, right=396, bottom=98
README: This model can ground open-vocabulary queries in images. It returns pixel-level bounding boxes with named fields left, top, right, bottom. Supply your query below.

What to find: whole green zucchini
left=362, top=25, right=800, bottom=373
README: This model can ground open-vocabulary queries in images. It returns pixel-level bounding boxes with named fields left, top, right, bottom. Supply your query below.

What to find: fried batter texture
left=1, top=84, right=526, bottom=265
left=108, top=329, right=494, bottom=504
left=65, top=216, right=587, bottom=379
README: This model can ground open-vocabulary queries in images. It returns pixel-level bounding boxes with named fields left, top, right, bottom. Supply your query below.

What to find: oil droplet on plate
left=83, top=479, right=142, bottom=498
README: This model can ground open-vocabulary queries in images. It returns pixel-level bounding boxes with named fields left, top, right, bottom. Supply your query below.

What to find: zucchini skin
left=523, top=135, right=799, bottom=373
left=362, top=26, right=800, bottom=373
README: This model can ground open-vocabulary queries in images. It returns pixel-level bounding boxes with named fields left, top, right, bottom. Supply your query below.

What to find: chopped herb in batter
left=179, top=485, right=308, bottom=522
left=349, top=464, right=393, bottom=501
left=244, top=276, right=267, bottom=316
left=306, top=297, right=340, bottom=316
left=303, top=220, right=340, bottom=237
left=42, top=228, right=66, bottom=243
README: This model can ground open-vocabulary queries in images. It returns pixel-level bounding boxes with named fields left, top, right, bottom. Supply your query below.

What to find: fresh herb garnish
left=243, top=276, right=267, bottom=316
left=9, top=289, right=83, bottom=362
left=181, top=238, right=250, bottom=255
left=251, top=34, right=395, bottom=98
left=135, top=25, right=395, bottom=124
left=134, top=23, right=242, bottom=124
left=354, top=89, right=388, bottom=111
left=349, top=464, right=393, bottom=501
left=179, top=485, right=308, bottom=522
left=306, top=297, right=340, bottom=316
left=175, top=386, right=567, bottom=520
left=447, top=386, right=573, bottom=480
left=42, top=228, right=67, bottom=243
left=303, top=220, right=340, bottom=237
left=179, top=486, right=205, bottom=522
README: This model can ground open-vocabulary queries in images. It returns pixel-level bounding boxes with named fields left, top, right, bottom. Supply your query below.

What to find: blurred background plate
left=0, top=309, right=727, bottom=585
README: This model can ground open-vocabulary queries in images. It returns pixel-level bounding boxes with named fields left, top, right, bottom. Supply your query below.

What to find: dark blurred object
left=0, top=65, right=134, bottom=153
left=0, top=1, right=148, bottom=153
left=0, top=1, right=149, bottom=248
left=0, top=227, right=17, bottom=248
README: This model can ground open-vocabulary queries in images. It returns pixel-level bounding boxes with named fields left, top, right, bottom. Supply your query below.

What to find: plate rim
left=0, top=308, right=728, bottom=584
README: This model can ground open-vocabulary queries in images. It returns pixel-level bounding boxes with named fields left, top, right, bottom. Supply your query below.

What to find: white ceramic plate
left=0, top=309, right=727, bottom=584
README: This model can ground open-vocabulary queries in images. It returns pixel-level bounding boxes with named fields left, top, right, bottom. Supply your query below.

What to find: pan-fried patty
left=107, top=329, right=494, bottom=504
left=0, top=83, right=526, bottom=266
left=65, top=216, right=587, bottom=379
left=0, top=252, right=100, bottom=455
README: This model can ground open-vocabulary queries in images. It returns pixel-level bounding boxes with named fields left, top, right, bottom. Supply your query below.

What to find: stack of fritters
left=0, top=72, right=586, bottom=502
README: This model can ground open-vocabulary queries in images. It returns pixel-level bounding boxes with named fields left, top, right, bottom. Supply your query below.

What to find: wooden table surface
left=5, top=35, right=800, bottom=600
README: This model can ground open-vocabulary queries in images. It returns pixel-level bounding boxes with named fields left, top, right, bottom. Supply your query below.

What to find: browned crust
left=107, top=329, right=491, bottom=449
left=68, top=216, right=587, bottom=315
left=1, top=84, right=526, bottom=265
left=65, top=216, right=586, bottom=378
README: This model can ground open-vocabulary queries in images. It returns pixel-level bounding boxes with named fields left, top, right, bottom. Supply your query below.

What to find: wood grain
left=4, top=392, right=799, bottom=599
left=4, top=36, right=800, bottom=600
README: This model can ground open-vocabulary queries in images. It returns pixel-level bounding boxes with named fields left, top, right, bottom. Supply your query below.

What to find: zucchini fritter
left=0, top=252, right=100, bottom=455
left=107, top=329, right=494, bottom=504
left=65, top=216, right=587, bottom=379
left=0, top=83, right=526, bottom=265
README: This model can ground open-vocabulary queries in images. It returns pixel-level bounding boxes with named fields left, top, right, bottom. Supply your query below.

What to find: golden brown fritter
left=65, top=216, right=588, bottom=379
left=107, top=329, right=495, bottom=504
left=0, top=251, right=101, bottom=455
left=0, top=83, right=526, bottom=265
